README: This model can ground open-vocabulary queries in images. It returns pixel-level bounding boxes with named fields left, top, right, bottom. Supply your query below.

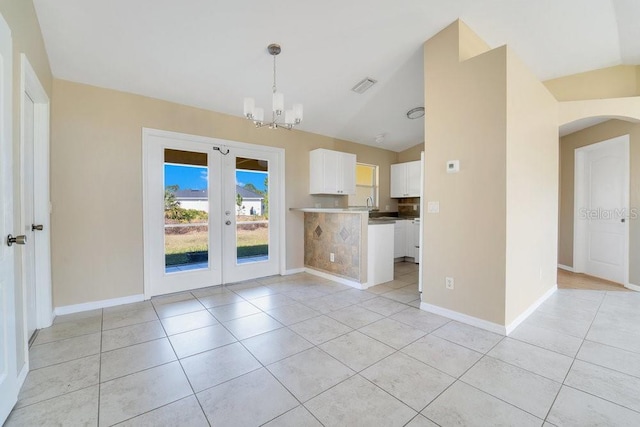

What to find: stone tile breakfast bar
left=291, top=208, right=395, bottom=289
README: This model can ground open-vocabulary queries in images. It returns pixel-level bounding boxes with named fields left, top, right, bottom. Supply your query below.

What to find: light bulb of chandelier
left=284, top=110, right=295, bottom=125
left=243, top=97, right=255, bottom=119
left=253, top=107, right=264, bottom=123
left=272, top=92, right=284, bottom=115
left=293, top=104, right=303, bottom=123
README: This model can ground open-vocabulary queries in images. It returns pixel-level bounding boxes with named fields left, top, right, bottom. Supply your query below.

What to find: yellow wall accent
left=544, top=65, right=640, bottom=101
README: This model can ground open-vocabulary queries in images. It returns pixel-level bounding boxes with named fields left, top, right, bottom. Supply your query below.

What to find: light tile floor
left=6, top=263, right=640, bottom=426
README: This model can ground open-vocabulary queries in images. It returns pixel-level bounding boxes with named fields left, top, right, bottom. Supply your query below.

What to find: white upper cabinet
left=309, top=148, right=356, bottom=195
left=390, top=160, right=421, bottom=198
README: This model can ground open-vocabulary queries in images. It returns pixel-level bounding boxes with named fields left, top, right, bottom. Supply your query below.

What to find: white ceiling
left=33, top=0, right=640, bottom=152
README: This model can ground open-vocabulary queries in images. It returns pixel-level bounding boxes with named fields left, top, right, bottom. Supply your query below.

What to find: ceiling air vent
left=351, top=77, right=377, bottom=94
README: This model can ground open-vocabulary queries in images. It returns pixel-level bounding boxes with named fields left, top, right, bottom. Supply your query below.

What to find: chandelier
left=243, top=43, right=303, bottom=130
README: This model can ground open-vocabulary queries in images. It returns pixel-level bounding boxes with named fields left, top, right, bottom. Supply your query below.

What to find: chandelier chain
left=272, top=54, right=277, bottom=94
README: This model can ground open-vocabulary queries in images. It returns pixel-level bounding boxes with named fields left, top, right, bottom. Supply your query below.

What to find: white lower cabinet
left=408, top=221, right=420, bottom=263
left=393, top=220, right=407, bottom=258
left=392, top=219, right=419, bottom=262
left=368, top=223, right=394, bottom=287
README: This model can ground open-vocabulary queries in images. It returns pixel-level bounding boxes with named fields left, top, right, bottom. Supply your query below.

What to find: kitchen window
left=348, top=163, right=378, bottom=208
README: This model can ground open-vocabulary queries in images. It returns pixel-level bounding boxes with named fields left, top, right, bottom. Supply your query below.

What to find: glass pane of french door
left=223, top=148, right=280, bottom=283
left=235, top=157, right=269, bottom=264
left=164, top=149, right=209, bottom=273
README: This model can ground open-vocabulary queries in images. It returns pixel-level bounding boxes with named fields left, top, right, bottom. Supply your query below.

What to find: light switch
left=427, top=201, right=440, bottom=213
left=446, top=160, right=460, bottom=173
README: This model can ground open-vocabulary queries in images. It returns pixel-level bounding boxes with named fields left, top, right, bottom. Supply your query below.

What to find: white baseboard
left=54, top=294, right=145, bottom=316
left=304, top=268, right=367, bottom=290
left=17, top=363, right=28, bottom=390
left=626, top=282, right=640, bottom=292
left=505, top=285, right=557, bottom=335
left=558, top=264, right=574, bottom=272
left=420, top=284, right=557, bottom=336
left=284, top=268, right=306, bottom=275
left=420, top=302, right=506, bottom=335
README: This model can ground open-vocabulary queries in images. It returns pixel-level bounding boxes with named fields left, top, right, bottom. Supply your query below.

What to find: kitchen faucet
left=366, top=196, right=373, bottom=210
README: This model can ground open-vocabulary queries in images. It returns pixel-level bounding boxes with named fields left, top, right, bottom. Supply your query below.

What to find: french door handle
left=225, top=220, right=232, bottom=225
left=32, top=224, right=44, bottom=231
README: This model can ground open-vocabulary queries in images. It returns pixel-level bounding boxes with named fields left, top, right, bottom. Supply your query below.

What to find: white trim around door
left=19, top=54, right=53, bottom=331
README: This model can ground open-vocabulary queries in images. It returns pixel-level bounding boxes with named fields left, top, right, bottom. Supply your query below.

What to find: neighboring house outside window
left=234, top=185, right=265, bottom=216
left=174, top=186, right=264, bottom=216
left=173, top=189, right=208, bottom=212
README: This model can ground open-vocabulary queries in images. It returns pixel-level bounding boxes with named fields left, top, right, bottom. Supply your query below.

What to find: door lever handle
left=32, top=224, right=44, bottom=231
left=7, top=234, right=27, bottom=247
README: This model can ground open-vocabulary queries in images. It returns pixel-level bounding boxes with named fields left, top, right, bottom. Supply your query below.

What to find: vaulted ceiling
left=33, top=0, right=640, bottom=151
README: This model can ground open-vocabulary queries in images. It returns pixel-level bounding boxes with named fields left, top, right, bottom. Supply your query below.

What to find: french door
left=143, top=129, right=282, bottom=297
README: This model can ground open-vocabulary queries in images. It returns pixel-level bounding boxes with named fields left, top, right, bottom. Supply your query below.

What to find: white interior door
left=222, top=147, right=281, bottom=283
left=574, top=135, right=629, bottom=284
left=0, top=12, right=18, bottom=423
left=144, top=129, right=284, bottom=297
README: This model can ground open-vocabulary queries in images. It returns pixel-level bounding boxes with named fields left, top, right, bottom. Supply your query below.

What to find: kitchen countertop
left=368, top=219, right=396, bottom=225
left=291, top=208, right=418, bottom=221
left=290, top=207, right=369, bottom=213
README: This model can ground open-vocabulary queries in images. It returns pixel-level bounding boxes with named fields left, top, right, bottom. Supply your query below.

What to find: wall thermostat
left=446, top=160, right=460, bottom=173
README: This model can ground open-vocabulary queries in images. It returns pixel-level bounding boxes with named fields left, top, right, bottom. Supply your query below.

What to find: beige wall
left=51, top=79, right=399, bottom=307
left=423, top=21, right=508, bottom=325
left=544, top=65, right=640, bottom=101
left=397, top=143, right=423, bottom=162
left=558, top=119, right=640, bottom=285
left=423, top=20, right=558, bottom=326
left=504, top=50, right=559, bottom=325
left=0, top=0, right=52, bottom=378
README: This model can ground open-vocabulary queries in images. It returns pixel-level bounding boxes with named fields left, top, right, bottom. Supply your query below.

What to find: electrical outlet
left=330, top=253, right=335, bottom=262
left=445, top=277, right=454, bottom=290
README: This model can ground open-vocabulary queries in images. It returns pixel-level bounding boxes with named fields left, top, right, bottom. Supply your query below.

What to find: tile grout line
left=97, top=307, right=104, bottom=425
left=560, top=383, right=640, bottom=416
left=415, top=334, right=547, bottom=423
left=541, top=289, right=610, bottom=424
left=151, top=292, right=213, bottom=427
